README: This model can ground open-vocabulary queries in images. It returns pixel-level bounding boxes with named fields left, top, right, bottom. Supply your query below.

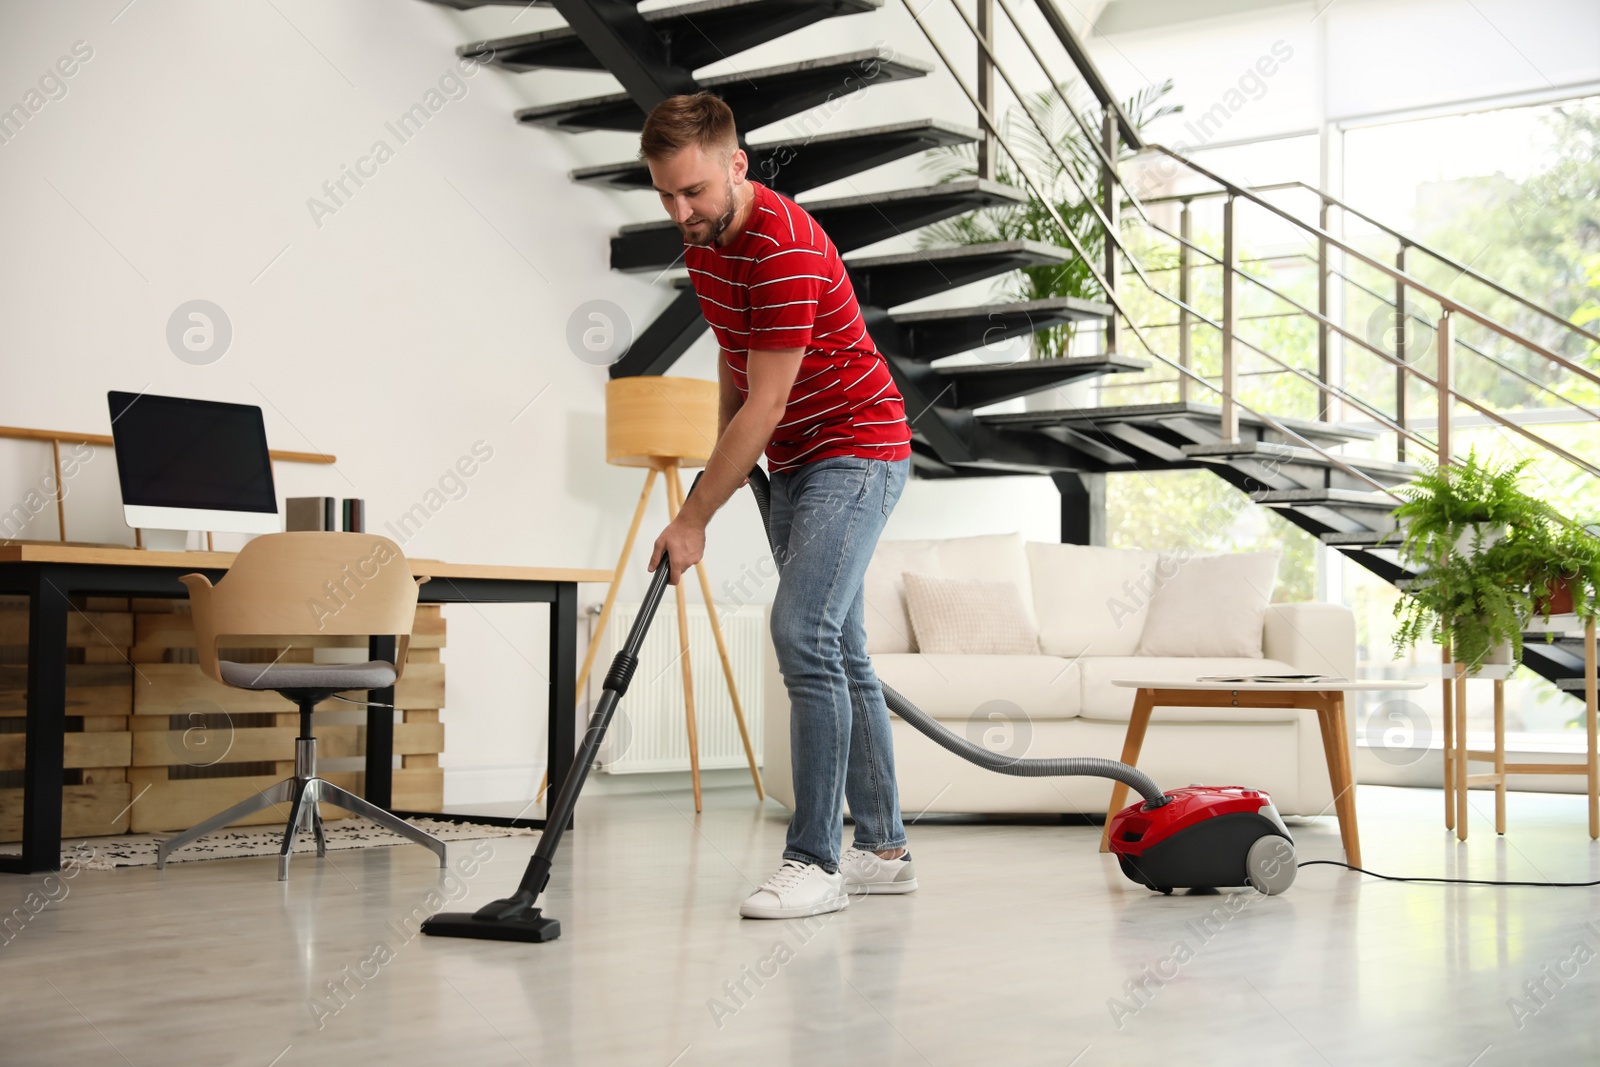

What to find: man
left=642, top=92, right=916, bottom=919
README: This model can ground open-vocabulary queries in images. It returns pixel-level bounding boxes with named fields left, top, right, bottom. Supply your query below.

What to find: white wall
left=0, top=0, right=1062, bottom=805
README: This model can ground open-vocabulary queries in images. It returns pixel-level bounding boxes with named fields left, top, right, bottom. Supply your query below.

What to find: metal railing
left=899, top=0, right=1404, bottom=499
left=902, top=0, right=1600, bottom=504
left=1128, top=247, right=1600, bottom=430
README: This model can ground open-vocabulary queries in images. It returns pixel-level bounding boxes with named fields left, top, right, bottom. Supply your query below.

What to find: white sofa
left=762, top=533, right=1356, bottom=818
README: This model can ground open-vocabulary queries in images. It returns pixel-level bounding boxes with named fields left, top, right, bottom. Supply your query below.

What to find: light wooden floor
left=2, top=784, right=1597, bottom=1065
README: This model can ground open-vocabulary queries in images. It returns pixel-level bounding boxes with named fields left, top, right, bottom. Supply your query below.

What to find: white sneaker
left=739, top=860, right=850, bottom=919
left=839, top=847, right=918, bottom=895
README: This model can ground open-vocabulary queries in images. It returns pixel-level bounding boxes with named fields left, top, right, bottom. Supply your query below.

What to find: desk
left=1097, top=678, right=1427, bottom=869
left=0, top=543, right=611, bottom=874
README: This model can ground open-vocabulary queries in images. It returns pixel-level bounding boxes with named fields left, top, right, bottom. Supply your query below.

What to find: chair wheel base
left=155, top=774, right=446, bottom=881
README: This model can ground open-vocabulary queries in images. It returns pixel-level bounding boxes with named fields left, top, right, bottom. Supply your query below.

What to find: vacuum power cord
left=1299, top=860, right=1600, bottom=888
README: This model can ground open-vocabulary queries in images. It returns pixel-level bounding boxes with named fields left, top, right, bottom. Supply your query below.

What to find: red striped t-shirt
left=684, top=181, right=912, bottom=474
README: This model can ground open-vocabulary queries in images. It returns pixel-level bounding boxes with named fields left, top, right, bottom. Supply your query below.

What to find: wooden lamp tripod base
left=540, top=378, right=763, bottom=813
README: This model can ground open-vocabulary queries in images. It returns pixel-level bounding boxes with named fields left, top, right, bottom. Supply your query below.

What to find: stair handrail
left=940, top=0, right=1167, bottom=278
left=989, top=0, right=1154, bottom=233
left=1138, top=213, right=1600, bottom=480
left=899, top=0, right=1406, bottom=501
left=1143, top=146, right=1600, bottom=392
left=1135, top=215, right=1440, bottom=464
left=1030, top=0, right=1140, bottom=149
left=1111, top=144, right=1600, bottom=487
left=932, top=2, right=1600, bottom=406
left=1327, top=267, right=1600, bottom=428
left=1135, top=180, right=1600, bottom=352
left=910, top=0, right=1600, bottom=504
left=908, top=0, right=1255, bottom=355
left=1139, top=244, right=1600, bottom=429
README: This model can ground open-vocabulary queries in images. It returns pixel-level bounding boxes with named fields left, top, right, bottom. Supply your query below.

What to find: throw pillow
left=933, top=532, right=1037, bottom=629
left=1136, top=551, right=1280, bottom=658
left=864, top=532, right=1035, bottom=654
left=901, top=571, right=1040, bottom=655
left=1025, top=542, right=1160, bottom=658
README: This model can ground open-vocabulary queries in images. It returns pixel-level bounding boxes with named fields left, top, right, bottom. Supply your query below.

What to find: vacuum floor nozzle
left=422, top=903, right=561, bottom=943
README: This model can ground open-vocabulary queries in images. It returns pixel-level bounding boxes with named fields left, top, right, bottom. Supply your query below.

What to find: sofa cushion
left=1026, top=542, right=1159, bottom=658
left=1137, top=551, right=1280, bottom=658
left=902, top=572, right=1039, bottom=655
left=934, top=533, right=1035, bottom=624
left=872, top=653, right=1081, bottom=720
left=864, top=540, right=941, bottom=654
left=865, top=533, right=1035, bottom=654
left=1076, top=655, right=1306, bottom=722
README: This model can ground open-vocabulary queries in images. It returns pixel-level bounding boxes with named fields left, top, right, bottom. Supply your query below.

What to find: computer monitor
left=107, top=391, right=280, bottom=535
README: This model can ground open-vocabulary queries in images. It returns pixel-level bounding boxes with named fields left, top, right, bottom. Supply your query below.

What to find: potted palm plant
left=916, top=81, right=1179, bottom=362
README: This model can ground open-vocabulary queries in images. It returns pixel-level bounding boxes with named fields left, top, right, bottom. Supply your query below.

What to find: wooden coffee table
left=1098, top=678, right=1426, bottom=868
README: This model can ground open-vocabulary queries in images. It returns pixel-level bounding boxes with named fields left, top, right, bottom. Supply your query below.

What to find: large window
left=1341, top=95, right=1600, bottom=747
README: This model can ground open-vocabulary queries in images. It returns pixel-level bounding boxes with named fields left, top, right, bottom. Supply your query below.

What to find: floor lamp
left=540, top=376, right=763, bottom=813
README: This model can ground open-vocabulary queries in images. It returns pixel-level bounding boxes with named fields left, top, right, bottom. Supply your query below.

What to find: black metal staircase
left=415, top=0, right=1595, bottom=703
left=608, top=179, right=1028, bottom=273
left=458, top=0, right=881, bottom=73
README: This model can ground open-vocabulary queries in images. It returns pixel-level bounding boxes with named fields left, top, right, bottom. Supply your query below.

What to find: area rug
left=60, top=818, right=539, bottom=870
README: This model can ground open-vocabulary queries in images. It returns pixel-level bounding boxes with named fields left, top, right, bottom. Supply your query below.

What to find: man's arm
left=717, top=349, right=741, bottom=439
left=649, top=346, right=802, bottom=583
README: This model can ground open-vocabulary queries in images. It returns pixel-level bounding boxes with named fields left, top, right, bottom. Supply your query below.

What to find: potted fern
left=1388, top=450, right=1551, bottom=673
left=1526, top=519, right=1600, bottom=622
left=1386, top=449, right=1550, bottom=563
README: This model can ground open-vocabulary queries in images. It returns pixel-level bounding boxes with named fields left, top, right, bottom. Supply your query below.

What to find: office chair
left=156, top=532, right=447, bottom=880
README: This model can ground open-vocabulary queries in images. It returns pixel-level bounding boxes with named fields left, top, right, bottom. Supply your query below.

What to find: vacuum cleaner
left=422, top=467, right=1295, bottom=944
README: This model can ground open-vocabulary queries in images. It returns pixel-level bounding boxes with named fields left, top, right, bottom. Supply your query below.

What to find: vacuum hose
left=744, top=466, right=1170, bottom=810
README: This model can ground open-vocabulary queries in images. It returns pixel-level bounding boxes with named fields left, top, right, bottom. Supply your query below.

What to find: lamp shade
left=605, top=376, right=719, bottom=469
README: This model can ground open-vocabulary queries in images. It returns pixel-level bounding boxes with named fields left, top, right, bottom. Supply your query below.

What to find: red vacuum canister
left=1108, top=785, right=1298, bottom=895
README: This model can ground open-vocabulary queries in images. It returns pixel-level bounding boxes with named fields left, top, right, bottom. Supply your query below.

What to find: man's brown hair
left=639, top=92, right=738, bottom=163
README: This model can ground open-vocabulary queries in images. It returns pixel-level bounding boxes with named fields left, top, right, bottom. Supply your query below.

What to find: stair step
left=1320, top=530, right=1404, bottom=547
left=1183, top=442, right=1418, bottom=479
left=980, top=401, right=1377, bottom=451
left=1249, top=488, right=1402, bottom=538
left=517, top=49, right=931, bottom=134
left=1525, top=639, right=1587, bottom=667
left=422, top=0, right=617, bottom=9
left=889, top=296, right=1114, bottom=362
left=1323, top=540, right=1415, bottom=584
left=1525, top=622, right=1592, bottom=641
left=1182, top=441, right=1418, bottom=494
left=611, top=178, right=1026, bottom=273
left=1250, top=488, right=1400, bottom=510
left=571, top=118, right=978, bottom=196
left=846, top=238, right=1076, bottom=309
left=460, top=0, right=880, bottom=74
left=928, top=353, right=1148, bottom=408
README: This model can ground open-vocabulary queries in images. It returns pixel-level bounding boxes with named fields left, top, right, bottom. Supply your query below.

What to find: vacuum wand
left=421, top=477, right=692, bottom=942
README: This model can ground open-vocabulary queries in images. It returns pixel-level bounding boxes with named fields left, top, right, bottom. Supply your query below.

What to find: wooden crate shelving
left=0, top=596, right=135, bottom=841
left=0, top=597, right=444, bottom=842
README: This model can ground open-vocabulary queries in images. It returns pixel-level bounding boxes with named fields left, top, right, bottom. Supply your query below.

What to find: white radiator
left=585, top=601, right=765, bottom=775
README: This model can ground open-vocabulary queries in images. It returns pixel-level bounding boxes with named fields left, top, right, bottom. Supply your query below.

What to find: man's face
left=649, top=143, right=746, bottom=247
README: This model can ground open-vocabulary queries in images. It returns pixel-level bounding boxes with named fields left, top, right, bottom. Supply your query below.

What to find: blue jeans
left=768, top=455, right=911, bottom=873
